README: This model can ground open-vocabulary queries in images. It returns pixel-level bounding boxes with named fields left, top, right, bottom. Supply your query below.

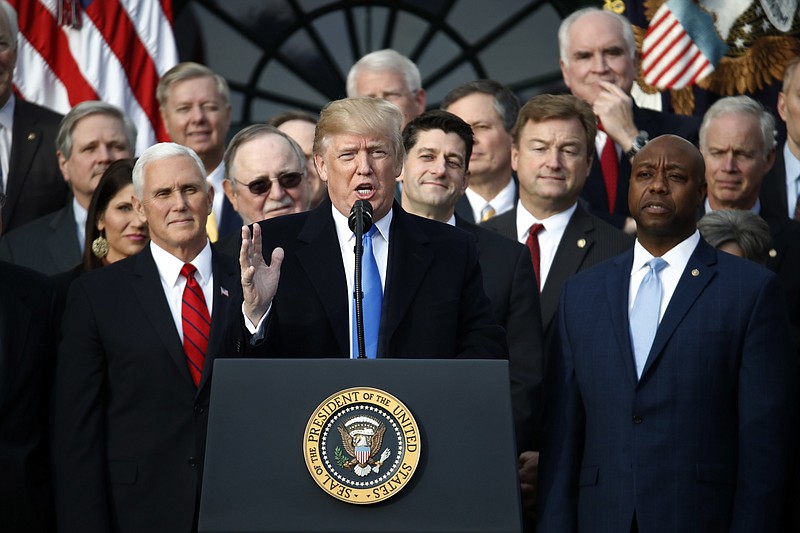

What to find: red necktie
left=598, top=122, right=619, bottom=213
left=526, top=223, right=545, bottom=290
left=181, top=263, right=210, bottom=387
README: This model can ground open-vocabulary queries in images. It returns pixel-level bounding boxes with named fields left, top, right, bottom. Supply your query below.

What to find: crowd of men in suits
left=2, top=2, right=799, bottom=532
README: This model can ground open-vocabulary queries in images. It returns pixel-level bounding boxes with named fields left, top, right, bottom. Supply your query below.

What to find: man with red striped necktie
left=53, top=142, right=242, bottom=533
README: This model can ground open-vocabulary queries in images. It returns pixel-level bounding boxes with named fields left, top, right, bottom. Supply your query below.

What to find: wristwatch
left=625, top=131, right=649, bottom=159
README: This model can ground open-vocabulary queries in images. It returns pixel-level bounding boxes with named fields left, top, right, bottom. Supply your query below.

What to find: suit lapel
left=0, top=273, right=35, bottom=410
left=295, top=205, right=350, bottom=356
left=198, top=250, right=238, bottom=391
left=380, top=207, right=433, bottom=354
left=541, top=206, right=593, bottom=331
left=46, top=205, right=82, bottom=271
left=605, top=250, right=639, bottom=387
left=4, top=103, right=44, bottom=228
left=131, top=247, right=192, bottom=385
left=640, top=240, right=717, bottom=380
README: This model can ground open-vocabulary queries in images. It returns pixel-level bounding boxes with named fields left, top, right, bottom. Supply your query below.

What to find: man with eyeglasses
left=216, top=124, right=312, bottom=257
left=346, top=49, right=426, bottom=129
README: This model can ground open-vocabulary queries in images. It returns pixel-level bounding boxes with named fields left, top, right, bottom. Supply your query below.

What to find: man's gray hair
left=697, top=209, right=772, bottom=264
left=156, top=62, right=230, bottom=107
left=224, top=124, right=307, bottom=185
left=346, top=49, right=422, bottom=97
left=558, top=7, right=636, bottom=65
left=699, top=95, right=776, bottom=159
left=132, top=142, right=207, bottom=199
left=441, top=79, right=520, bottom=133
left=0, top=1, right=18, bottom=51
left=56, top=101, right=138, bottom=159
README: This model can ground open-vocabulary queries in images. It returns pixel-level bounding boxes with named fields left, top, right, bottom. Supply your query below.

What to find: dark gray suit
left=0, top=203, right=81, bottom=275
left=455, top=215, right=544, bottom=451
left=53, top=245, right=242, bottom=533
left=760, top=145, right=790, bottom=219
left=482, top=204, right=633, bottom=340
left=4, top=100, right=67, bottom=233
left=0, top=262, right=57, bottom=532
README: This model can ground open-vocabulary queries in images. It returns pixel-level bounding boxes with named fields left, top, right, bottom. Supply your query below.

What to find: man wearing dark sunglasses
left=217, top=125, right=312, bottom=258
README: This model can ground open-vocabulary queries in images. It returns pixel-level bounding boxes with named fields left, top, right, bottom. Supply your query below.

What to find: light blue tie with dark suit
left=353, top=225, right=382, bottom=358
left=630, top=257, right=667, bottom=378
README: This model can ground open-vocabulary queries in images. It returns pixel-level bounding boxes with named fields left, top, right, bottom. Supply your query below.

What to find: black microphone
left=349, top=200, right=373, bottom=359
left=348, top=200, right=374, bottom=234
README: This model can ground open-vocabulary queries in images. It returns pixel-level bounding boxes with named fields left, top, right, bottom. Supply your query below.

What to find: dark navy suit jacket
left=538, top=239, right=796, bottom=533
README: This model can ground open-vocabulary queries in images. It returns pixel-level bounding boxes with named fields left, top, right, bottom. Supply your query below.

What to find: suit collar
left=5, top=100, right=47, bottom=227
left=0, top=265, right=38, bottom=410
left=131, top=246, right=236, bottom=393
left=379, top=205, right=434, bottom=353
left=540, top=205, right=595, bottom=331
left=640, top=239, right=717, bottom=381
left=45, top=204, right=82, bottom=272
left=295, top=200, right=351, bottom=355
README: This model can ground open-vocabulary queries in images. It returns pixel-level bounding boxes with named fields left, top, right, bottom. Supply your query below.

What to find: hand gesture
left=239, top=223, right=284, bottom=326
left=593, top=81, right=638, bottom=150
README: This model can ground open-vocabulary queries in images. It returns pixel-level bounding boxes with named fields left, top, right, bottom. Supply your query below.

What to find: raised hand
left=239, top=223, right=284, bottom=326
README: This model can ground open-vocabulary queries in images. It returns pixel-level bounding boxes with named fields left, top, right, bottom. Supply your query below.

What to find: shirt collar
left=516, top=200, right=577, bottom=242
left=332, top=203, right=393, bottom=245
left=631, top=230, right=700, bottom=275
left=149, top=239, right=214, bottom=287
left=0, top=94, right=14, bottom=130
left=784, top=142, right=800, bottom=188
left=704, top=196, right=760, bottom=215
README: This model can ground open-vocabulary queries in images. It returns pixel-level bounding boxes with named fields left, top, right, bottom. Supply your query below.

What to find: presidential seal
left=303, top=387, right=421, bottom=504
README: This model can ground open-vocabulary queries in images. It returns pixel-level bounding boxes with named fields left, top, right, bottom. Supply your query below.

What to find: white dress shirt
left=628, top=231, right=700, bottom=321
left=595, top=128, right=621, bottom=160
left=0, top=94, right=14, bottom=192
left=465, top=177, right=516, bottom=222
left=73, top=197, right=88, bottom=254
left=150, top=240, right=214, bottom=339
left=207, top=161, right=226, bottom=223
left=514, top=200, right=577, bottom=289
left=332, top=204, right=391, bottom=358
left=784, top=142, right=800, bottom=219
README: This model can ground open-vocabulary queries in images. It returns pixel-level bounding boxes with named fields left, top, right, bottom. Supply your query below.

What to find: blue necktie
left=629, top=257, right=667, bottom=378
left=353, top=225, right=382, bottom=358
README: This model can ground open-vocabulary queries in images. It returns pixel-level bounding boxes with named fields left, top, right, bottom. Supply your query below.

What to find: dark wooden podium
left=199, top=358, right=522, bottom=533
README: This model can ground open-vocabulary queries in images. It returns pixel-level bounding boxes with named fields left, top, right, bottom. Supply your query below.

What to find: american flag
left=641, top=0, right=728, bottom=90
left=9, top=0, right=178, bottom=154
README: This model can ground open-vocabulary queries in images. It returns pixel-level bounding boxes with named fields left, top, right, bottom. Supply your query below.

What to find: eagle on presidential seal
left=619, top=0, right=800, bottom=114
left=336, top=415, right=392, bottom=477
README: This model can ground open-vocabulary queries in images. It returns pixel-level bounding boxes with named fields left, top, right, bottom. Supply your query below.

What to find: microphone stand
left=349, top=200, right=372, bottom=359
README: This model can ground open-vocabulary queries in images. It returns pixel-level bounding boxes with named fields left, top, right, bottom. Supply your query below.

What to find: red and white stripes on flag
left=642, top=0, right=728, bottom=90
left=9, top=0, right=178, bottom=154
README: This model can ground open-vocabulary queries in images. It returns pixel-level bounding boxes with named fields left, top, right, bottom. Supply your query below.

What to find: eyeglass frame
left=230, top=170, right=305, bottom=196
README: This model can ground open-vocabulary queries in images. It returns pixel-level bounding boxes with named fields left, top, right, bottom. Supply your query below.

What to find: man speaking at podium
left=235, top=97, right=507, bottom=360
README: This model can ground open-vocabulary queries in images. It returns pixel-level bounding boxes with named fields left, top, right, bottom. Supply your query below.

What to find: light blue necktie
left=353, top=225, right=382, bottom=358
left=629, top=257, right=667, bottom=378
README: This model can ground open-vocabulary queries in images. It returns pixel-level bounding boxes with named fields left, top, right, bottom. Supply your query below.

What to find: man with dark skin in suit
left=538, top=135, right=795, bottom=532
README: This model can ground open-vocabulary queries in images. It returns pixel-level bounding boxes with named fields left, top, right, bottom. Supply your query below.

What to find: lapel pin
left=576, top=238, right=586, bottom=248
left=769, top=248, right=777, bottom=258
left=27, top=132, right=36, bottom=141
left=691, top=269, right=700, bottom=277
left=220, top=286, right=229, bottom=297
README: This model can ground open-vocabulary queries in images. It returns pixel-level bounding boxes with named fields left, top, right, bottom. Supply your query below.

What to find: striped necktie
left=181, top=263, right=211, bottom=386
